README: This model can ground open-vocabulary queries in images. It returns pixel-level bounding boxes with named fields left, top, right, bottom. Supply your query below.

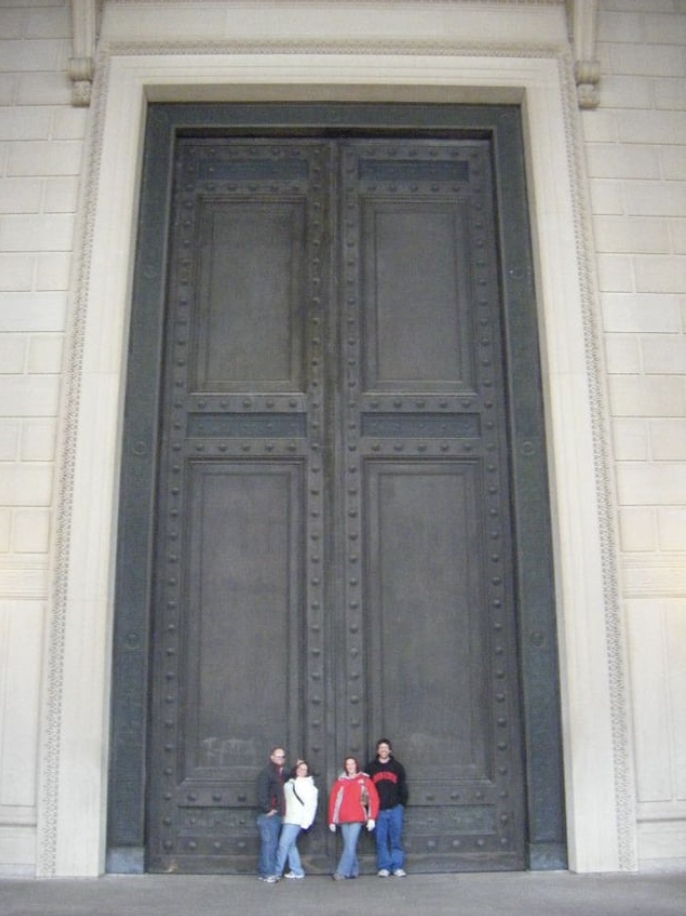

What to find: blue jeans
left=375, top=805, right=405, bottom=872
left=257, top=812, right=282, bottom=878
left=336, top=822, right=363, bottom=878
left=275, top=822, right=304, bottom=877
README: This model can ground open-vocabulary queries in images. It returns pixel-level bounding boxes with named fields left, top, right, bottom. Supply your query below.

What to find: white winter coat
left=282, top=775, right=318, bottom=829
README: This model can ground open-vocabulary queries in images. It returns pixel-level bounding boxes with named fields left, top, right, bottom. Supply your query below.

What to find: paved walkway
left=1, top=871, right=685, bottom=916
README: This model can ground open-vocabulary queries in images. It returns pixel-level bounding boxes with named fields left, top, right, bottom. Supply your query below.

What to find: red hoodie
left=328, top=772, right=380, bottom=825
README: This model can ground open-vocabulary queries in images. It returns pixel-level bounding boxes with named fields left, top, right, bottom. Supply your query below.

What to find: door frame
left=39, top=46, right=631, bottom=878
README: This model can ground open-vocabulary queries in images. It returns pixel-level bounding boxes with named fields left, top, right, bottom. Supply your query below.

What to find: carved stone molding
left=567, top=0, right=600, bottom=108
left=69, top=0, right=98, bottom=107
left=74, top=1, right=598, bottom=109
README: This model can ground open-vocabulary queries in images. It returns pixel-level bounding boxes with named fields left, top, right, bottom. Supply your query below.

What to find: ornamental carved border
left=71, top=1, right=600, bottom=109
left=43, top=36, right=629, bottom=878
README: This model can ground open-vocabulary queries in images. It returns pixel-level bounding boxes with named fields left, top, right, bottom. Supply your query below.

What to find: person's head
left=270, top=746, right=286, bottom=766
left=294, top=759, right=310, bottom=777
left=376, top=739, right=393, bottom=761
left=344, top=756, right=360, bottom=776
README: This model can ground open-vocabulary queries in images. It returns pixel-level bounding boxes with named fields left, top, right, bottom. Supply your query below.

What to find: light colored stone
left=13, top=510, right=51, bottom=554
left=659, top=508, right=686, bottom=551
left=605, top=335, right=641, bottom=373
left=617, top=464, right=686, bottom=505
left=618, top=507, right=656, bottom=551
left=21, top=421, right=56, bottom=464
left=0, top=465, right=52, bottom=507
left=27, top=336, right=63, bottom=374
left=0, top=422, right=19, bottom=462
left=0, top=337, right=26, bottom=374
left=649, top=419, right=686, bottom=460
left=635, top=256, right=686, bottom=295
left=0, top=255, right=32, bottom=291
left=594, top=217, right=670, bottom=254
left=0, top=178, right=42, bottom=214
left=612, top=418, right=649, bottom=461
left=586, top=143, right=660, bottom=179
left=0, top=293, right=66, bottom=332
left=602, top=294, right=681, bottom=333
left=35, top=253, right=70, bottom=291
left=0, top=214, right=75, bottom=252
left=642, top=336, right=686, bottom=374
left=7, top=141, right=82, bottom=177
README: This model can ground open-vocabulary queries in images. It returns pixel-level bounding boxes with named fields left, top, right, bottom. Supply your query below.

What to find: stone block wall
left=0, top=0, right=81, bottom=875
left=586, top=0, right=686, bottom=869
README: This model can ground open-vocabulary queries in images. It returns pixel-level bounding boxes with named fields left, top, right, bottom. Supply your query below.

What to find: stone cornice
left=72, top=1, right=599, bottom=108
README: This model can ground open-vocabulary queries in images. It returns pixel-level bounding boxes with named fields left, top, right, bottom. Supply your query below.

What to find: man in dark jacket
left=256, top=746, right=286, bottom=880
left=365, top=738, right=409, bottom=877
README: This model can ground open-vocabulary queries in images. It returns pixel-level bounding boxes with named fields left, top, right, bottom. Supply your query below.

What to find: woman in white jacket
left=269, top=759, right=319, bottom=881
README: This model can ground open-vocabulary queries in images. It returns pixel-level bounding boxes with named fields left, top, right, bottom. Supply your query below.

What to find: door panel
left=362, top=201, right=474, bottom=387
left=185, top=463, right=302, bottom=767
left=367, top=463, right=488, bottom=768
left=146, top=135, right=526, bottom=873
left=194, top=200, right=306, bottom=390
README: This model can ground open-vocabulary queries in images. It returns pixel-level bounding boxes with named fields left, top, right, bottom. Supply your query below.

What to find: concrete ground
left=1, top=871, right=685, bottom=916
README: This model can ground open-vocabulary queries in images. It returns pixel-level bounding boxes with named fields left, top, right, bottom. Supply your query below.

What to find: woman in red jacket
left=328, top=756, right=380, bottom=879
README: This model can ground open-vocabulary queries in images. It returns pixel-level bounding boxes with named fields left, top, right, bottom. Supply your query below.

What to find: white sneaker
left=377, top=868, right=390, bottom=877
left=265, top=875, right=280, bottom=883
left=285, top=871, right=304, bottom=879
left=393, top=868, right=407, bottom=877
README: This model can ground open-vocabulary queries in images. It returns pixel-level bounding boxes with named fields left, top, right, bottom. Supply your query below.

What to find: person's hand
left=329, top=824, right=336, bottom=832
left=366, top=819, right=375, bottom=831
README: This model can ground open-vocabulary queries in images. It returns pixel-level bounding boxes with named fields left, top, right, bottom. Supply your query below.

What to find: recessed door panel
left=184, top=462, right=302, bottom=771
left=194, top=200, right=306, bottom=390
left=362, top=201, right=474, bottom=388
left=366, top=462, right=489, bottom=772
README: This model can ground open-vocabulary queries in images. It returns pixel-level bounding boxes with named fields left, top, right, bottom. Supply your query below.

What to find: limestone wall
left=586, top=0, right=686, bottom=870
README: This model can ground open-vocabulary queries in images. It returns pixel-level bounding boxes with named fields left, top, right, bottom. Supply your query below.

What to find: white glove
left=366, top=819, right=375, bottom=831
left=329, top=823, right=336, bottom=832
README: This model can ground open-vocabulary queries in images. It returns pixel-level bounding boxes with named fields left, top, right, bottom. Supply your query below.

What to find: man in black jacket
left=256, top=746, right=286, bottom=880
left=365, top=738, right=409, bottom=877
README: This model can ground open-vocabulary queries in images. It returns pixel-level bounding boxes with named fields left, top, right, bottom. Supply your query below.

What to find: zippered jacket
left=283, top=775, right=318, bottom=829
left=328, top=772, right=380, bottom=825
left=256, top=762, right=285, bottom=815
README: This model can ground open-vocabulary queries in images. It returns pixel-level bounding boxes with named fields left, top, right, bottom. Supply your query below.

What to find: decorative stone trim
left=567, top=0, right=600, bottom=108
left=74, top=1, right=599, bottom=109
left=69, top=0, right=98, bottom=106
left=622, top=556, right=686, bottom=599
left=555, top=41, right=634, bottom=870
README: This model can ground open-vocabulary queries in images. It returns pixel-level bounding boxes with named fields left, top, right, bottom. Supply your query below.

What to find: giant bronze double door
left=147, top=136, right=526, bottom=873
